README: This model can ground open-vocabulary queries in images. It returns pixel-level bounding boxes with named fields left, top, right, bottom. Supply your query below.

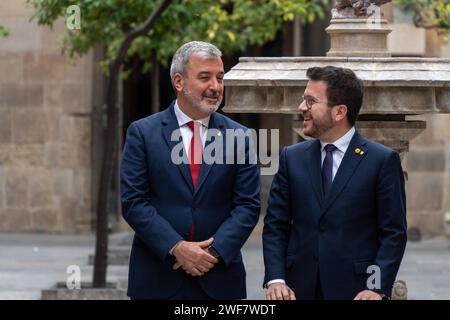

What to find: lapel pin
left=355, top=148, right=361, bottom=154
left=217, top=132, right=222, bottom=137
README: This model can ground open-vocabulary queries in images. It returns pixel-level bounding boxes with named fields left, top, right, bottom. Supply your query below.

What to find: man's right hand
left=266, top=283, right=296, bottom=300
left=172, top=237, right=219, bottom=276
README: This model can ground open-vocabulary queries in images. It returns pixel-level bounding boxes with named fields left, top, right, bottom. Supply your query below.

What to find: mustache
left=203, top=91, right=220, bottom=98
left=301, top=112, right=312, bottom=119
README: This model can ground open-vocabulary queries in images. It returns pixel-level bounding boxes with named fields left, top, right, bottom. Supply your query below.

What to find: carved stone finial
left=332, top=0, right=391, bottom=19
left=391, top=280, right=408, bottom=300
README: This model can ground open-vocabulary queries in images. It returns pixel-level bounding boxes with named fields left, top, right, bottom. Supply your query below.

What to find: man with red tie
left=120, top=41, right=260, bottom=300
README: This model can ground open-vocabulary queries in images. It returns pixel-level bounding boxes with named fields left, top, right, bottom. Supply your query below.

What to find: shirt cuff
left=169, top=240, right=183, bottom=256
left=265, top=279, right=286, bottom=288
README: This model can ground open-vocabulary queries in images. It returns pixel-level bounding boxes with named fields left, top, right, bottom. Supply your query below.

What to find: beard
left=183, top=85, right=223, bottom=116
left=302, top=108, right=334, bottom=139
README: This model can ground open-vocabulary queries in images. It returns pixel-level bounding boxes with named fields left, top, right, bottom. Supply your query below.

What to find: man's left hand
left=354, top=290, right=383, bottom=300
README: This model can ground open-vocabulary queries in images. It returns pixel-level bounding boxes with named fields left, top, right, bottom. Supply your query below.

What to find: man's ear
left=172, top=73, right=184, bottom=93
left=334, top=104, right=348, bottom=122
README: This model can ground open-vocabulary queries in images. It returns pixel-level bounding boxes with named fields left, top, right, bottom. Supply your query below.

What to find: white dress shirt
left=266, top=127, right=356, bottom=288
left=173, top=100, right=210, bottom=152
left=320, top=126, right=355, bottom=182
left=169, top=101, right=210, bottom=255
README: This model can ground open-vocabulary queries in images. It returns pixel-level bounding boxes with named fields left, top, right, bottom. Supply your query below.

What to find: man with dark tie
left=263, top=66, right=407, bottom=300
left=120, top=41, right=260, bottom=300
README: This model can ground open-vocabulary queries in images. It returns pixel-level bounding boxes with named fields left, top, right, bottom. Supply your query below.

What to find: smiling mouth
left=204, top=96, right=219, bottom=102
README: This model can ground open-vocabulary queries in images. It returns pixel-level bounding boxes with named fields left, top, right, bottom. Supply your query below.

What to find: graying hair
left=170, top=41, right=222, bottom=79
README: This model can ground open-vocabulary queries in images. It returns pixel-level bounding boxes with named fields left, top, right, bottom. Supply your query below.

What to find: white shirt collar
left=174, top=100, right=210, bottom=128
left=320, top=127, right=356, bottom=153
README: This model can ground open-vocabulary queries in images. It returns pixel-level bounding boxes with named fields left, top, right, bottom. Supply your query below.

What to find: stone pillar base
left=326, top=19, right=392, bottom=57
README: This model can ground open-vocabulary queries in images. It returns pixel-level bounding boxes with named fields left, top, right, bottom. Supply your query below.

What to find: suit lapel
left=161, top=103, right=194, bottom=193
left=321, top=131, right=368, bottom=215
left=306, top=139, right=324, bottom=205
left=194, top=112, right=225, bottom=196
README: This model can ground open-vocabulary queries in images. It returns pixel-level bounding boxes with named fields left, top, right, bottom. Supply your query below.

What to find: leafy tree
left=394, top=0, right=450, bottom=34
left=0, top=25, right=9, bottom=37
left=27, top=0, right=327, bottom=287
left=27, top=0, right=327, bottom=72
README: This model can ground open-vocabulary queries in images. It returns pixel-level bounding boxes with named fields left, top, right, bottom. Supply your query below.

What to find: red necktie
left=186, top=121, right=203, bottom=241
left=186, top=121, right=203, bottom=188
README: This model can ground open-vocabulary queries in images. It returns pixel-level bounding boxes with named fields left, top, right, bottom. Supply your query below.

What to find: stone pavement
left=1, top=224, right=450, bottom=300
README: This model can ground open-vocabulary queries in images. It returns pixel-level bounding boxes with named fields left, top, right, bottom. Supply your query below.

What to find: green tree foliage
left=27, top=0, right=327, bottom=73
left=395, top=0, right=450, bottom=34
left=0, top=25, right=9, bottom=37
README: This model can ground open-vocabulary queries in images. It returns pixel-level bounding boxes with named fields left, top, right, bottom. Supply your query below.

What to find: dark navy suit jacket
left=263, top=131, right=407, bottom=299
left=120, top=103, right=260, bottom=299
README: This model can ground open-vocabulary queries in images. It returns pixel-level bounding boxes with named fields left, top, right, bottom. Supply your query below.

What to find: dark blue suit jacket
left=120, top=103, right=260, bottom=299
left=263, top=131, right=407, bottom=299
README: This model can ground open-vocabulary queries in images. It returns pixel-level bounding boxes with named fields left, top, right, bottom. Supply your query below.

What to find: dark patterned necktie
left=322, top=144, right=337, bottom=195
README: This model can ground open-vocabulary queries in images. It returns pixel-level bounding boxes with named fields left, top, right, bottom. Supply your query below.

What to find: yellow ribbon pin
left=355, top=148, right=361, bottom=154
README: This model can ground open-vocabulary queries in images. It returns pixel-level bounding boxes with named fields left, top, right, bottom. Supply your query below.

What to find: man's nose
left=210, top=78, right=223, bottom=92
left=298, top=99, right=307, bottom=112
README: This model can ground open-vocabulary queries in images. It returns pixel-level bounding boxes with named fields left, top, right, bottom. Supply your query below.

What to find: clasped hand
left=172, top=237, right=219, bottom=276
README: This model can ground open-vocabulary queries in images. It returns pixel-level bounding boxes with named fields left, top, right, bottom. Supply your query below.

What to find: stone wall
left=392, top=16, right=450, bottom=237
left=0, top=1, right=96, bottom=232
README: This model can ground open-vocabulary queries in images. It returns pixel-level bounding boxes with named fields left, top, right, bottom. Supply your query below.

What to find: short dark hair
left=306, top=66, right=363, bottom=126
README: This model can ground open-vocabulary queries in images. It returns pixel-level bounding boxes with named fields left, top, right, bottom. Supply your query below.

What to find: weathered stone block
left=60, top=116, right=91, bottom=144
left=44, top=143, right=59, bottom=168
left=0, top=53, right=24, bottom=84
left=0, top=209, right=7, bottom=230
left=57, top=143, right=81, bottom=168
left=407, top=210, right=445, bottom=237
left=407, top=148, right=446, bottom=172
left=365, top=87, right=434, bottom=114
left=52, top=169, right=74, bottom=198
left=4, top=208, right=32, bottom=231
left=0, top=168, right=5, bottom=209
left=0, top=144, right=10, bottom=165
left=31, top=209, right=59, bottom=231
left=24, top=53, right=66, bottom=83
left=0, top=2, right=34, bottom=17
left=39, top=19, right=66, bottom=53
left=29, top=170, right=54, bottom=208
left=43, top=83, right=92, bottom=113
left=1, top=83, right=43, bottom=107
left=46, top=112, right=61, bottom=142
left=0, top=18, right=41, bottom=52
left=10, top=144, right=45, bottom=166
left=408, top=114, right=435, bottom=146
left=388, top=23, right=426, bottom=57
left=60, top=196, right=88, bottom=231
left=12, top=109, right=48, bottom=144
left=5, top=169, right=28, bottom=208
left=73, top=170, right=91, bottom=205
left=0, top=108, right=11, bottom=143
left=41, top=282, right=128, bottom=300
left=407, top=172, right=443, bottom=211
left=63, top=54, right=94, bottom=84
